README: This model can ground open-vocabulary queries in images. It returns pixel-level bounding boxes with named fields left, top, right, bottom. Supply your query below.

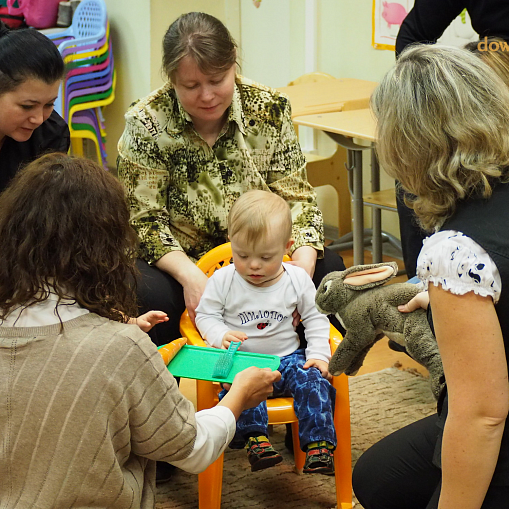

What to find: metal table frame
left=322, top=132, right=401, bottom=266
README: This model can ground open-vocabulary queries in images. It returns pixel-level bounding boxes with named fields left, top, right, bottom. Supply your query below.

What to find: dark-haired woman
left=0, top=152, right=280, bottom=508
left=117, top=11, right=346, bottom=348
left=0, top=22, right=69, bottom=193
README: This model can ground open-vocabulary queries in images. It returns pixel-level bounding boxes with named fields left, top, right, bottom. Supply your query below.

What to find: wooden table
left=276, top=80, right=378, bottom=247
left=294, top=109, right=400, bottom=266
left=277, top=78, right=378, bottom=118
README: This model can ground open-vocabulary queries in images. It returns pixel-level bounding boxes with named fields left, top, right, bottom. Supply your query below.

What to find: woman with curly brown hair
left=0, top=152, right=280, bottom=508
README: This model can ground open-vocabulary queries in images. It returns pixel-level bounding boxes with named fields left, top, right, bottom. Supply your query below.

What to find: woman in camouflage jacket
left=117, top=12, right=346, bottom=346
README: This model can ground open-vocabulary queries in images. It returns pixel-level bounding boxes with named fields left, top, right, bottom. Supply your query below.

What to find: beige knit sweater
left=0, top=313, right=197, bottom=508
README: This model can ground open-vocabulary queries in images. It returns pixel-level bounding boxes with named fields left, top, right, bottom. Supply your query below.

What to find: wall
left=240, top=0, right=395, bottom=87
left=102, top=0, right=150, bottom=169
left=239, top=0, right=292, bottom=87
left=319, top=0, right=396, bottom=235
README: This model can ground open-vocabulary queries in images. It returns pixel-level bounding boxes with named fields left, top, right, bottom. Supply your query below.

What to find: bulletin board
left=372, top=1, right=478, bottom=51
left=372, top=0, right=414, bottom=50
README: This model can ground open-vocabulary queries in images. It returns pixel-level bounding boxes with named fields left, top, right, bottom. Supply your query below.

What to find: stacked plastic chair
left=45, top=0, right=112, bottom=168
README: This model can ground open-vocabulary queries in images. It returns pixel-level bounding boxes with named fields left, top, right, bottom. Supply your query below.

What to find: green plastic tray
left=166, top=344, right=280, bottom=384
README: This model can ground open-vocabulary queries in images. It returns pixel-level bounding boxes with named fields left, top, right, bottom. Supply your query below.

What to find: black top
left=396, top=0, right=509, bottom=55
left=432, top=182, right=509, bottom=485
left=0, top=110, right=70, bottom=193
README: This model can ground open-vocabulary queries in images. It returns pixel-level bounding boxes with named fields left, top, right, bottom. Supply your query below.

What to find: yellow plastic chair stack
left=45, top=0, right=112, bottom=167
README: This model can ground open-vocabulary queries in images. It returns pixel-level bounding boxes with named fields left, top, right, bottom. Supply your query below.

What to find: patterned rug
left=156, top=367, right=437, bottom=509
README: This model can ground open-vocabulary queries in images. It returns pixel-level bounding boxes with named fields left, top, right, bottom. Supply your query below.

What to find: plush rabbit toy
left=316, top=261, right=444, bottom=399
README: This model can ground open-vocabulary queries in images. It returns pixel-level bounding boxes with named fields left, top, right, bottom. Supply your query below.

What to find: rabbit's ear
left=343, top=265, right=396, bottom=288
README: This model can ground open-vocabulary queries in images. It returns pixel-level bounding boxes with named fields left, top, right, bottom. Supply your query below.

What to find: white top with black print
left=417, top=230, right=502, bottom=303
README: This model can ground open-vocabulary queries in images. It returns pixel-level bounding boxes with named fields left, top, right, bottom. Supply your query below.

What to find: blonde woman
left=353, top=45, right=509, bottom=509
left=394, top=0, right=509, bottom=279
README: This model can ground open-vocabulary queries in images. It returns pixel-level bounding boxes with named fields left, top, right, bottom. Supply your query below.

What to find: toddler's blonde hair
left=228, top=190, right=292, bottom=246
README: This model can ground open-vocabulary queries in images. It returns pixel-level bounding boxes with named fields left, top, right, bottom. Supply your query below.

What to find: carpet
left=156, top=367, right=437, bottom=509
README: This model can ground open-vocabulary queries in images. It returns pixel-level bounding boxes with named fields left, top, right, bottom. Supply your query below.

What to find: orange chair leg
left=334, top=373, right=353, bottom=508
left=198, top=454, right=224, bottom=509
left=291, top=421, right=306, bottom=471
left=196, top=379, right=217, bottom=411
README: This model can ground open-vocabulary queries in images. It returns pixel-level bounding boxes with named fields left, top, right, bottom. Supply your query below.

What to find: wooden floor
left=179, top=247, right=427, bottom=406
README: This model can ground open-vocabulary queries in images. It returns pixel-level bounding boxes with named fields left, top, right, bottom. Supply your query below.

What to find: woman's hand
left=285, top=245, right=317, bottom=278
left=287, top=245, right=317, bottom=326
left=398, top=291, right=429, bottom=313
left=182, top=271, right=209, bottom=324
left=219, top=367, right=281, bottom=419
left=291, top=309, right=301, bottom=328
left=155, top=250, right=209, bottom=324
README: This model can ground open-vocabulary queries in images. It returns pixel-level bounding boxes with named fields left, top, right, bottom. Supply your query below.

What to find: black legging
left=135, top=247, right=346, bottom=346
left=353, top=414, right=509, bottom=509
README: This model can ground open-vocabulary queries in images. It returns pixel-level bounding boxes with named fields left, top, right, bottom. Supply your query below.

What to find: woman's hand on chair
left=183, top=274, right=208, bottom=324
left=218, top=367, right=282, bottom=419
left=291, top=309, right=301, bottom=328
left=154, top=251, right=209, bottom=325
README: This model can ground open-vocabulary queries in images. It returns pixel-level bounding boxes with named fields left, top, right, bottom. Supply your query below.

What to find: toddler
left=196, top=190, right=336, bottom=475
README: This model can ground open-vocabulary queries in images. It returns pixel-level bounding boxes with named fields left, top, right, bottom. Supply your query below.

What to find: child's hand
left=304, top=358, right=332, bottom=381
left=222, top=330, right=248, bottom=349
left=398, top=291, right=429, bottom=313
left=133, top=311, right=169, bottom=332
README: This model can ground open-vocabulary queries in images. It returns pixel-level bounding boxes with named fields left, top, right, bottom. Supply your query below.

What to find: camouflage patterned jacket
left=117, top=75, right=324, bottom=264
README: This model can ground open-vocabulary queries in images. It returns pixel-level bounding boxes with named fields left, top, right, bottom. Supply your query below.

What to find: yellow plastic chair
left=288, top=72, right=352, bottom=238
left=62, top=22, right=110, bottom=64
left=68, top=71, right=116, bottom=166
left=179, top=242, right=353, bottom=509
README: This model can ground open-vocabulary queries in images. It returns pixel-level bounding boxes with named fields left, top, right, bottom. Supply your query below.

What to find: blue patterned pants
left=220, top=349, right=337, bottom=451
